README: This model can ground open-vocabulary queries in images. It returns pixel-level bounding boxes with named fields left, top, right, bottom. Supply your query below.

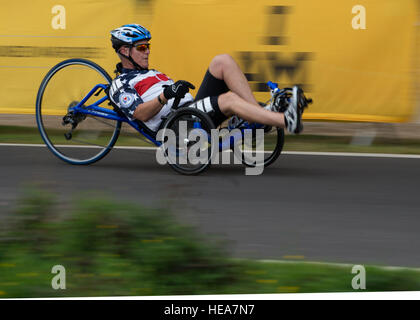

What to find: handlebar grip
left=173, top=97, right=181, bottom=109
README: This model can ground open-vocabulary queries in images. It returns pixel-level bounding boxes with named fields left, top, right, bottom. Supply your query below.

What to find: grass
left=2, top=125, right=420, bottom=154
left=0, top=188, right=419, bottom=298
left=237, top=261, right=420, bottom=294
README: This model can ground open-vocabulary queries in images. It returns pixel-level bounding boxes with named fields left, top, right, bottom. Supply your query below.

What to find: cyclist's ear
left=118, top=46, right=129, bottom=56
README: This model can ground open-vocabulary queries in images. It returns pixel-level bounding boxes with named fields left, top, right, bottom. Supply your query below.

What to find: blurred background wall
left=0, top=0, right=418, bottom=123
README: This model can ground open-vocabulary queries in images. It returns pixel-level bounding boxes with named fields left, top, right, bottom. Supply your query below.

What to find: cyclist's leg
left=194, top=54, right=262, bottom=128
left=188, top=91, right=303, bottom=133
left=188, top=92, right=285, bottom=129
left=186, top=96, right=229, bottom=127
left=193, top=55, right=304, bottom=132
left=206, top=54, right=259, bottom=107
left=195, top=68, right=229, bottom=101
left=217, top=92, right=286, bottom=128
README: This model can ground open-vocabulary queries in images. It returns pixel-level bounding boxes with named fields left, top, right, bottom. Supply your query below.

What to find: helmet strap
left=117, top=46, right=147, bottom=71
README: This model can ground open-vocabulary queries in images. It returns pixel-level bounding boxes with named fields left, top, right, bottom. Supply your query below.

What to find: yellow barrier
left=0, top=0, right=417, bottom=122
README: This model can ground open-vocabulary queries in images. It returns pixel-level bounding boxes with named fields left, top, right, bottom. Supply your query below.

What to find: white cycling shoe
left=283, top=86, right=303, bottom=134
left=267, top=86, right=303, bottom=134
left=266, top=84, right=311, bottom=134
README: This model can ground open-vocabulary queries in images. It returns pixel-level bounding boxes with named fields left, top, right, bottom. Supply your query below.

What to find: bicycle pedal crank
left=62, top=110, right=87, bottom=140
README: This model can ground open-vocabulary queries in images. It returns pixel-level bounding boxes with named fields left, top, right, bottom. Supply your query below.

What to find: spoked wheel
left=35, top=58, right=121, bottom=165
left=232, top=102, right=285, bottom=168
left=160, top=108, right=215, bottom=175
left=233, top=126, right=284, bottom=168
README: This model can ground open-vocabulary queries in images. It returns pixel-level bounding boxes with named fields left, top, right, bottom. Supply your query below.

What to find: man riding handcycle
left=36, top=24, right=312, bottom=174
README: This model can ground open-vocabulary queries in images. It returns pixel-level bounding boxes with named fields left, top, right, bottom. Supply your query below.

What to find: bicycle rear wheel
left=36, top=58, right=121, bottom=165
left=234, top=126, right=284, bottom=168
left=231, top=102, right=285, bottom=168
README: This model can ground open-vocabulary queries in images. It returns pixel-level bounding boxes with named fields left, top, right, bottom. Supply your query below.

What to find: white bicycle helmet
left=110, top=24, right=152, bottom=70
left=111, top=24, right=151, bottom=51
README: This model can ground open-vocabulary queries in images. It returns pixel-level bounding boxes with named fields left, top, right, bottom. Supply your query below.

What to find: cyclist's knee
left=218, top=91, right=238, bottom=115
left=209, top=54, right=235, bottom=79
left=214, top=53, right=234, bottom=64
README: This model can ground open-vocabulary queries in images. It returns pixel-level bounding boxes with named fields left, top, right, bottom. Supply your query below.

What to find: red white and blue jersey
left=109, top=67, right=194, bottom=131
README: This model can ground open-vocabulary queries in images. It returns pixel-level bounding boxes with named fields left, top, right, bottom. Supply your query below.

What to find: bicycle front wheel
left=35, top=58, right=121, bottom=165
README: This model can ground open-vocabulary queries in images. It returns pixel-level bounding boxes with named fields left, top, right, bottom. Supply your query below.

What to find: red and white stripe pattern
left=129, top=70, right=172, bottom=101
left=128, top=69, right=193, bottom=105
left=129, top=70, right=194, bottom=131
left=111, top=69, right=194, bottom=131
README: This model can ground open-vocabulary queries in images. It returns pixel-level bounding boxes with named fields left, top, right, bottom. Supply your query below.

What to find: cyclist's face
left=131, top=40, right=150, bottom=69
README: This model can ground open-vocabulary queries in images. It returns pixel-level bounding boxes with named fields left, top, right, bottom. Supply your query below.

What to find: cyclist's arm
left=133, top=92, right=167, bottom=122
left=110, top=82, right=167, bottom=122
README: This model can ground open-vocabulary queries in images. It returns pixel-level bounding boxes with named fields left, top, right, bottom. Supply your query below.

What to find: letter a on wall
left=52, top=5, right=66, bottom=30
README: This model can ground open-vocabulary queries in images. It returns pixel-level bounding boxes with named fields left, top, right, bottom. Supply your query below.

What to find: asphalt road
left=1, top=145, right=420, bottom=268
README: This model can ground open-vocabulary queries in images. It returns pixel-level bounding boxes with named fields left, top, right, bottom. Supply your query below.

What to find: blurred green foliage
left=0, top=189, right=420, bottom=298
left=0, top=188, right=246, bottom=297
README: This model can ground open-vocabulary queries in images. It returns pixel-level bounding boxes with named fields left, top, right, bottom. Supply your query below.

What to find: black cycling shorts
left=186, top=69, right=229, bottom=127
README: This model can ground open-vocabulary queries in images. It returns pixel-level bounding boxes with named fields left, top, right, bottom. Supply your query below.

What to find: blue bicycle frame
left=68, top=83, right=161, bottom=146
left=69, top=81, right=281, bottom=151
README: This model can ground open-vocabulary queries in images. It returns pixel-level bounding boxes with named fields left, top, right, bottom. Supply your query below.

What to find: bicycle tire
left=231, top=102, right=285, bottom=168
left=35, top=58, right=121, bottom=165
left=238, top=127, right=284, bottom=168
left=160, top=108, right=215, bottom=175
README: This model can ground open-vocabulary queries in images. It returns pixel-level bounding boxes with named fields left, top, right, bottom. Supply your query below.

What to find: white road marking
left=283, top=151, right=420, bottom=159
left=0, top=143, right=158, bottom=151
left=1, top=143, right=420, bottom=159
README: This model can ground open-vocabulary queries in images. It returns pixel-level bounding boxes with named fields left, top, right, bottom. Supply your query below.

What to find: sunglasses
left=134, top=43, right=151, bottom=52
